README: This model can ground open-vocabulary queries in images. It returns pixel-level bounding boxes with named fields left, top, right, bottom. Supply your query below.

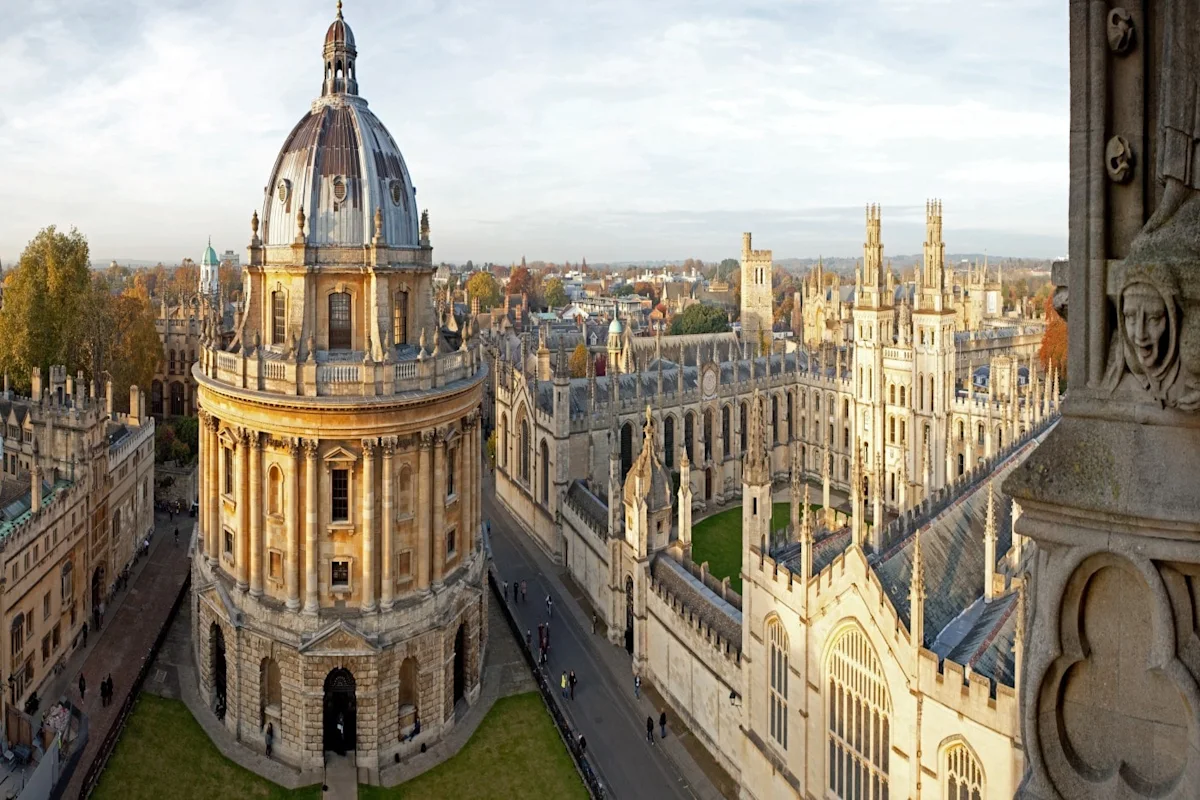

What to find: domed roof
left=623, top=408, right=672, bottom=513
left=608, top=317, right=624, bottom=335
left=259, top=3, right=418, bottom=249
left=201, top=238, right=219, bottom=266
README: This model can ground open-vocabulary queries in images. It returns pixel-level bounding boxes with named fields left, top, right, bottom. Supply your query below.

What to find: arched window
left=944, top=742, right=985, bottom=800
left=169, top=349, right=176, bottom=374
left=447, top=445, right=457, bottom=498
left=394, top=290, right=409, bottom=346
left=768, top=618, right=789, bottom=750
left=268, top=466, right=283, bottom=516
left=398, top=465, right=413, bottom=516
left=260, top=657, right=282, bottom=728
left=827, top=626, right=890, bottom=799
left=957, top=453, right=965, bottom=476
left=520, top=420, right=531, bottom=483
left=771, top=395, right=780, bottom=444
left=703, top=409, right=713, bottom=461
left=899, top=386, right=905, bottom=407
left=398, top=656, right=419, bottom=735
left=721, top=406, right=731, bottom=459
left=997, top=426, right=1004, bottom=449
left=900, top=420, right=906, bottom=444
left=498, top=413, right=508, bottom=471
left=740, top=403, right=748, bottom=454
left=889, top=417, right=895, bottom=444
left=977, top=424, right=985, bottom=445
left=272, top=291, right=286, bottom=345
left=684, top=412, right=695, bottom=461
left=786, top=393, right=794, bottom=441
left=539, top=440, right=550, bottom=504
left=664, top=416, right=675, bottom=469
left=61, top=560, right=73, bottom=602
left=620, top=422, right=633, bottom=479
left=917, top=374, right=924, bottom=410
left=329, top=292, right=352, bottom=350
left=958, top=420, right=965, bottom=441
left=888, top=384, right=895, bottom=405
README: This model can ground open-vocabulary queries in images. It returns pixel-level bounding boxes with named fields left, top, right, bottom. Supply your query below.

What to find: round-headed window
left=390, top=180, right=403, bottom=206
left=276, top=179, right=291, bottom=203
left=332, top=176, right=347, bottom=203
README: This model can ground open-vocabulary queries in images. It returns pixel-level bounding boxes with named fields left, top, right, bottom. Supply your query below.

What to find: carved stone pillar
left=432, top=429, right=446, bottom=587
left=236, top=428, right=251, bottom=592
left=249, top=431, right=263, bottom=597
left=303, top=438, right=320, bottom=614
left=205, top=413, right=220, bottom=564
left=285, top=438, right=300, bottom=610
left=381, top=438, right=395, bottom=610
left=197, top=409, right=207, bottom=555
left=1008, top=6, right=1200, bottom=797
left=361, top=438, right=377, bottom=612
left=417, top=432, right=432, bottom=591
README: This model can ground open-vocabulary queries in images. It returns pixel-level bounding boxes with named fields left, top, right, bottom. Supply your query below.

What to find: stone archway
left=452, top=624, right=466, bottom=706
left=323, top=668, right=357, bottom=755
left=624, top=576, right=634, bottom=655
left=209, top=622, right=227, bottom=720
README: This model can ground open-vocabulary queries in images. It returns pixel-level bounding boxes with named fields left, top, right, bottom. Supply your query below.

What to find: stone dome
left=259, top=3, right=418, bottom=249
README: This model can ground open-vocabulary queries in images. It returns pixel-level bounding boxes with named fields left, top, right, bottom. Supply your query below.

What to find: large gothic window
left=539, top=440, right=550, bottom=504
left=768, top=618, right=788, bottom=750
left=721, top=406, right=730, bottom=459
left=684, top=412, right=695, bottom=461
left=827, top=626, right=890, bottom=800
left=520, top=420, right=531, bottom=484
left=272, top=291, right=286, bottom=345
left=740, top=403, right=748, bottom=454
left=944, top=743, right=984, bottom=800
left=620, top=422, right=633, bottom=480
left=664, top=416, right=675, bottom=469
left=329, top=292, right=352, bottom=350
left=771, top=395, right=780, bottom=444
left=703, top=409, right=713, bottom=461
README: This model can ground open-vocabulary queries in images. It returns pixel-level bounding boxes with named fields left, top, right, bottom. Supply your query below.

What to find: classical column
left=303, top=438, right=320, bottom=614
left=381, top=438, right=395, bottom=610
left=432, top=429, right=447, bottom=587
left=285, top=439, right=300, bottom=610
left=236, top=428, right=250, bottom=591
left=248, top=432, right=263, bottom=597
left=417, top=432, right=432, bottom=591
left=205, top=413, right=220, bottom=564
left=197, top=410, right=206, bottom=553
left=361, top=438, right=377, bottom=612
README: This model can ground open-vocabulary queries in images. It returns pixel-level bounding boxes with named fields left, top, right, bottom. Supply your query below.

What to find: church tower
left=851, top=205, right=891, bottom=523
left=200, top=237, right=219, bottom=298
left=742, top=390, right=773, bottom=559
left=911, top=199, right=957, bottom=495
left=739, top=233, right=774, bottom=352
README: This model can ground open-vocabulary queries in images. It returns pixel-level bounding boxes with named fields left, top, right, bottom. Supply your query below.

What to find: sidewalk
left=59, top=512, right=193, bottom=799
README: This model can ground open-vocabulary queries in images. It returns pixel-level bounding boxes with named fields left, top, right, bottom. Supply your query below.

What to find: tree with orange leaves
left=1039, top=294, right=1067, bottom=373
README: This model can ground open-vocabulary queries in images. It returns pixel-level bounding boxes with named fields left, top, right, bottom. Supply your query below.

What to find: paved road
left=483, top=477, right=716, bottom=800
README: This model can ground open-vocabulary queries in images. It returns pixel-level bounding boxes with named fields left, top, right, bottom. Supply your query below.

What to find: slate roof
left=564, top=481, right=609, bottom=537
left=650, top=554, right=742, bottom=650
left=777, top=525, right=853, bottom=576
left=936, top=592, right=1019, bottom=686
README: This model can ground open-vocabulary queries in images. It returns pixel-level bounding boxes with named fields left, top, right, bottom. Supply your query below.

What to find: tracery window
left=520, top=420, right=532, bottom=483
left=944, top=743, right=984, bottom=800
left=664, top=416, right=675, bottom=469
left=827, top=626, right=890, bottom=800
left=768, top=618, right=788, bottom=749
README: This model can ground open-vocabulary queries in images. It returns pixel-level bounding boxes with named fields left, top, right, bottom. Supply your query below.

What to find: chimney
left=30, top=367, right=43, bottom=401
left=105, top=379, right=114, bottom=417
left=129, top=385, right=142, bottom=425
left=30, top=438, right=43, bottom=509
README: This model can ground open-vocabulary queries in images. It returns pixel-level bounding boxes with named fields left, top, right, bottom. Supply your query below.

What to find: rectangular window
left=26, top=615, right=34, bottom=642
left=331, top=469, right=349, bottom=522
left=393, top=291, right=408, bottom=346
left=11, top=619, right=23, bottom=659
left=331, top=560, right=350, bottom=587
left=397, top=551, right=412, bottom=578
left=41, top=635, right=50, bottom=663
left=224, top=529, right=234, bottom=555
left=329, top=292, right=352, bottom=350
left=269, top=551, right=283, bottom=580
left=224, top=447, right=234, bottom=495
left=52, top=624, right=60, bottom=652
left=447, top=448, right=456, bottom=497
left=446, top=528, right=457, bottom=558
left=43, top=592, right=50, bottom=621
left=272, top=291, right=286, bottom=345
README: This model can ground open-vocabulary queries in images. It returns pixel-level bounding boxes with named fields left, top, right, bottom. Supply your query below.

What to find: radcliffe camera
left=0, top=2, right=1187, bottom=799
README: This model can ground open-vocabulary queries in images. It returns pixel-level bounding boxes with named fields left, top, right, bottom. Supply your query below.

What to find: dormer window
left=329, top=292, right=352, bottom=350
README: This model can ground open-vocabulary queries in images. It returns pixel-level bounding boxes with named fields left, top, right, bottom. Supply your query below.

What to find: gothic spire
left=910, top=528, right=926, bottom=649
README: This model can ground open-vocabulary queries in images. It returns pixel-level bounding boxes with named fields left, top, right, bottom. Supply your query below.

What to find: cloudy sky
left=0, top=0, right=1068, bottom=266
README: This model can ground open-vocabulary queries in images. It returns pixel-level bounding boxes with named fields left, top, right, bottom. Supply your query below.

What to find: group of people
left=501, top=579, right=528, bottom=604
left=79, top=672, right=117, bottom=708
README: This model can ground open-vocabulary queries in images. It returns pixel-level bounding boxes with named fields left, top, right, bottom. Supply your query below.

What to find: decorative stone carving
left=1105, top=135, right=1135, bottom=183
left=361, top=438, right=377, bottom=456
left=380, top=437, right=395, bottom=457
left=250, top=431, right=263, bottom=450
left=302, top=438, right=319, bottom=459
left=419, top=430, right=434, bottom=450
left=1106, top=8, right=1135, bottom=55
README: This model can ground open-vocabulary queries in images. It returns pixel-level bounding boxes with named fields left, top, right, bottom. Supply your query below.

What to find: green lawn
left=693, top=502, right=832, bottom=594
left=92, top=694, right=321, bottom=800
left=361, top=692, right=586, bottom=800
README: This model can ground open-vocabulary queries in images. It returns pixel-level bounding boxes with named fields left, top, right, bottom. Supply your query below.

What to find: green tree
left=0, top=226, right=91, bottom=391
left=669, top=304, right=730, bottom=335
left=717, top=258, right=740, bottom=280
left=465, top=271, right=501, bottom=310
left=568, top=342, right=589, bottom=377
left=613, top=284, right=635, bottom=297
left=544, top=278, right=569, bottom=308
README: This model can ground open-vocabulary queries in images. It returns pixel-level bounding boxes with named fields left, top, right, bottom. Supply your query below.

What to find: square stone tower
left=740, top=232, right=774, bottom=351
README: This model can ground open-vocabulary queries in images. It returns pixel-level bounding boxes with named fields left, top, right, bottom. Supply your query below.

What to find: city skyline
left=1, top=0, right=1068, bottom=266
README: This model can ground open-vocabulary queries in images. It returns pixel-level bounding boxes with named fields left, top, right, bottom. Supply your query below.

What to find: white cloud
left=0, top=0, right=1069, bottom=265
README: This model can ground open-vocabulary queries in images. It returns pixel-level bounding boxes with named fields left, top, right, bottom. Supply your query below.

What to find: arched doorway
left=210, top=623, right=227, bottom=720
left=452, top=624, right=466, bottom=706
left=624, top=576, right=634, bottom=654
left=323, top=668, right=357, bottom=755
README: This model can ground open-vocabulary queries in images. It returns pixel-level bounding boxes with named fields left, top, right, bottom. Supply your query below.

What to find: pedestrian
left=591, top=613, right=597, bottom=634
left=634, top=675, right=641, bottom=699
left=660, top=710, right=667, bottom=738
left=526, top=630, right=532, bottom=651
left=78, top=674, right=86, bottom=702
left=107, top=674, right=114, bottom=705
left=646, top=716, right=655, bottom=745
left=174, top=526, right=179, bottom=546
left=546, top=596, right=553, bottom=618
left=81, top=622, right=88, bottom=648
left=521, top=580, right=527, bottom=602
left=578, top=733, right=587, bottom=755
left=537, top=623, right=545, bottom=649
left=569, top=670, right=577, bottom=700
left=502, top=580, right=508, bottom=600
left=265, top=722, right=274, bottom=758
left=560, top=672, right=568, bottom=699
left=540, top=649, right=548, bottom=668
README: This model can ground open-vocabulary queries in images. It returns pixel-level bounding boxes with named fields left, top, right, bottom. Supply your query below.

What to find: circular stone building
left=191, top=4, right=486, bottom=774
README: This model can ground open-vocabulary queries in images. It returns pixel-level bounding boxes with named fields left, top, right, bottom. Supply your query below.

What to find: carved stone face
left=1122, top=283, right=1168, bottom=371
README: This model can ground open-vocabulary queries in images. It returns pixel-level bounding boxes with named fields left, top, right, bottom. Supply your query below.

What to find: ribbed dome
left=260, top=3, right=418, bottom=249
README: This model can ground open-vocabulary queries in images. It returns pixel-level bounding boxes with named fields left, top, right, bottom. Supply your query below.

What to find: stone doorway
left=452, top=625, right=466, bottom=705
left=624, top=576, right=634, bottom=655
left=209, top=622, right=227, bottom=720
left=323, top=668, right=357, bottom=756
left=91, top=565, right=105, bottom=614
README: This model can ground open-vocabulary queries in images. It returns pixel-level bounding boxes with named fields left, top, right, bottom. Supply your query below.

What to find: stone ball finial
left=251, top=210, right=259, bottom=235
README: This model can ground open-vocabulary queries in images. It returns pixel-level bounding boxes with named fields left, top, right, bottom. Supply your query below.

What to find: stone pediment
left=299, top=620, right=379, bottom=655
left=196, top=580, right=243, bottom=627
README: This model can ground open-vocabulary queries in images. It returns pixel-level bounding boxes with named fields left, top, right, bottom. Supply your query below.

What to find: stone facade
left=152, top=293, right=202, bottom=418
left=1006, top=4, right=1200, bottom=798
left=191, top=5, right=486, bottom=779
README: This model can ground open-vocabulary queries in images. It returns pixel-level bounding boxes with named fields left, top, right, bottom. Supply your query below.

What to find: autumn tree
left=0, top=226, right=91, bottom=391
left=633, top=281, right=658, bottom=304
left=507, top=266, right=543, bottom=307
left=1038, top=294, right=1067, bottom=374
left=544, top=277, right=569, bottom=308
left=78, top=277, right=162, bottom=412
left=669, top=304, right=730, bottom=335
left=568, top=342, right=590, bottom=378
left=465, top=271, right=501, bottom=310
left=166, top=262, right=200, bottom=302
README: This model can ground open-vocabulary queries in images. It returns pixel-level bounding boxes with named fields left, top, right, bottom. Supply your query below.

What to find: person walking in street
left=174, top=526, right=179, bottom=547
left=591, top=613, right=597, bottom=634
left=578, top=734, right=587, bottom=755
left=107, top=674, right=114, bottom=706
left=545, top=594, right=552, bottom=616
left=560, top=672, right=568, bottom=699
left=81, top=622, right=88, bottom=648
left=660, top=710, right=668, bottom=738
left=569, top=671, right=577, bottom=700
left=634, top=675, right=641, bottom=699
left=646, top=716, right=655, bottom=745
left=502, top=580, right=508, bottom=600
left=78, top=674, right=86, bottom=702
left=521, top=580, right=527, bottom=602
left=526, top=630, right=532, bottom=651
left=537, top=623, right=545, bottom=650
left=265, top=722, right=274, bottom=759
